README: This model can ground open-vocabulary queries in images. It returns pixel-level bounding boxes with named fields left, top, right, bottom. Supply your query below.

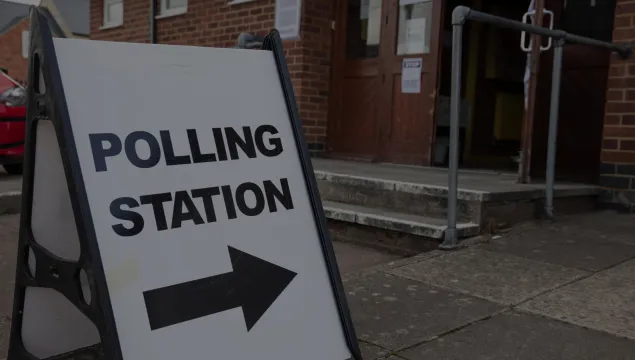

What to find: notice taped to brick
left=401, top=58, right=422, bottom=94
left=275, top=0, right=302, bottom=40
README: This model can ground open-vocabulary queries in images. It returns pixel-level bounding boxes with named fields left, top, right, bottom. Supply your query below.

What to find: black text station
left=88, top=125, right=295, bottom=237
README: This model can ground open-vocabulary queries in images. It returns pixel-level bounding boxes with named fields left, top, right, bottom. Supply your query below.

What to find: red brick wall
left=90, top=0, right=150, bottom=43
left=292, top=0, right=333, bottom=153
left=90, top=0, right=334, bottom=154
left=601, top=0, right=635, bottom=212
left=0, top=18, right=30, bottom=84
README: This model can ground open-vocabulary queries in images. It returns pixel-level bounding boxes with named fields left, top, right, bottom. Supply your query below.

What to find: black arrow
left=143, top=246, right=297, bottom=331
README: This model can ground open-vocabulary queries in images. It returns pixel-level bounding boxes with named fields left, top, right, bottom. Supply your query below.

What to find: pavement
left=0, top=214, right=19, bottom=359
left=345, top=211, right=635, bottom=359
left=1, top=210, right=635, bottom=359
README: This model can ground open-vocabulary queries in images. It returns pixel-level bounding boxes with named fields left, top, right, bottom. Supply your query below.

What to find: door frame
left=326, top=0, right=387, bottom=161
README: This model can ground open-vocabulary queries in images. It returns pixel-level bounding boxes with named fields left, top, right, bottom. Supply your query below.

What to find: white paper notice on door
left=360, top=0, right=369, bottom=19
left=366, top=0, right=382, bottom=45
left=406, top=17, right=428, bottom=54
left=402, top=58, right=422, bottom=94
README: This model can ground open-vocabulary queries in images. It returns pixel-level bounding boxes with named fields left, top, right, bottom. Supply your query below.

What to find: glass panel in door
left=346, top=0, right=383, bottom=59
left=396, top=0, right=433, bottom=55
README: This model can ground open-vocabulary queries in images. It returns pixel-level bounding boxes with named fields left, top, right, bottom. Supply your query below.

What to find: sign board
left=401, top=58, right=422, bottom=93
left=8, top=9, right=360, bottom=360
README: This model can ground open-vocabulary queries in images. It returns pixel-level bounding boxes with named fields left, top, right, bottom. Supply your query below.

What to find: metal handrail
left=441, top=6, right=632, bottom=249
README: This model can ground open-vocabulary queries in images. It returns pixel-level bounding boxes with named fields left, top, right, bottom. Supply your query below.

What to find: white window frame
left=159, top=0, right=188, bottom=17
left=103, top=0, right=123, bottom=28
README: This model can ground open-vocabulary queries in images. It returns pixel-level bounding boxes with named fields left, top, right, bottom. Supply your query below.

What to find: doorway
left=432, top=0, right=529, bottom=171
left=327, top=0, right=444, bottom=165
left=530, top=0, right=617, bottom=184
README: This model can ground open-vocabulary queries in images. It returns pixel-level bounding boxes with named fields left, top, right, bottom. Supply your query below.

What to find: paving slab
left=388, top=249, right=589, bottom=305
left=344, top=250, right=446, bottom=279
left=359, top=341, right=389, bottom=360
left=0, top=315, right=9, bottom=359
left=481, top=226, right=635, bottom=271
left=0, top=215, right=19, bottom=359
left=343, top=271, right=503, bottom=351
left=560, top=212, right=635, bottom=246
left=519, top=269, right=635, bottom=340
left=505, top=212, right=635, bottom=246
left=333, top=241, right=403, bottom=274
left=604, top=257, right=635, bottom=278
left=399, top=311, right=635, bottom=360
left=0, top=215, right=18, bottom=320
left=0, top=175, right=20, bottom=195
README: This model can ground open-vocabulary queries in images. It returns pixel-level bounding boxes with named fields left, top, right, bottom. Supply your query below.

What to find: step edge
left=323, top=202, right=480, bottom=240
left=315, top=170, right=600, bottom=202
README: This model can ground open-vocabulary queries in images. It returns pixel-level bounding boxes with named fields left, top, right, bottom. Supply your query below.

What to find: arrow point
left=227, top=246, right=297, bottom=331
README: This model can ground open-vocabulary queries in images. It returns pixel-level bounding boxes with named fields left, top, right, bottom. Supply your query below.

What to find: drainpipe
left=150, top=0, right=157, bottom=44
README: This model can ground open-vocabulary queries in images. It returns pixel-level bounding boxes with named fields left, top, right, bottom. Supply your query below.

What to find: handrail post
left=440, top=6, right=469, bottom=250
left=544, top=37, right=565, bottom=220
left=439, top=6, right=632, bottom=247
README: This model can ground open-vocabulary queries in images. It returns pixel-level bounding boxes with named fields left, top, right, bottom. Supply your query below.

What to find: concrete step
left=323, top=201, right=479, bottom=255
left=317, top=170, right=485, bottom=223
left=316, top=168, right=599, bottom=228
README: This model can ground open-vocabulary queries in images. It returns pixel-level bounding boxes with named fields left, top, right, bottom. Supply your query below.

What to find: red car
left=0, top=71, right=26, bottom=175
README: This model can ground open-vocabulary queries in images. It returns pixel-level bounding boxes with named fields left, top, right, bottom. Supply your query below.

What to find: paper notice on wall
left=275, top=0, right=302, bottom=40
left=366, top=0, right=382, bottom=45
left=401, top=58, right=422, bottom=93
left=360, top=0, right=370, bottom=19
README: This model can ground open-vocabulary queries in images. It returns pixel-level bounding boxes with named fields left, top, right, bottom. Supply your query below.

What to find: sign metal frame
left=9, top=7, right=361, bottom=360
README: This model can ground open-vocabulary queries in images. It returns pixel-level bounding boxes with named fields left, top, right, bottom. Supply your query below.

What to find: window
left=22, top=31, right=29, bottom=59
left=345, top=0, right=382, bottom=59
left=396, top=0, right=432, bottom=55
left=160, top=0, right=188, bottom=16
left=103, top=0, right=123, bottom=27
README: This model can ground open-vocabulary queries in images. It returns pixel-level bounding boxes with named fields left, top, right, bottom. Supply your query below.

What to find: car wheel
left=4, top=163, right=23, bottom=175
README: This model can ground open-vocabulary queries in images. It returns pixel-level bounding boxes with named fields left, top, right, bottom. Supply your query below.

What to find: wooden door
left=378, top=0, right=444, bottom=165
left=328, top=0, right=444, bottom=165
left=530, top=0, right=615, bottom=183
left=327, top=0, right=388, bottom=161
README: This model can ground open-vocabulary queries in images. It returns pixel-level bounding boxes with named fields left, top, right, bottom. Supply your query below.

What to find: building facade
left=601, top=0, right=635, bottom=212
left=91, top=0, right=333, bottom=154
left=0, top=0, right=90, bottom=83
left=89, top=0, right=635, bottom=212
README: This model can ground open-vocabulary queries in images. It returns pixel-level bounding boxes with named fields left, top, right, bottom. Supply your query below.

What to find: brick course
left=601, top=0, right=635, bottom=212
left=90, top=0, right=333, bottom=154
left=0, top=19, right=30, bottom=83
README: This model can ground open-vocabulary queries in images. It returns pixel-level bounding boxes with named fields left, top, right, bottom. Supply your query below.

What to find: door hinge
left=385, top=14, right=388, bottom=25
left=331, top=20, right=335, bottom=30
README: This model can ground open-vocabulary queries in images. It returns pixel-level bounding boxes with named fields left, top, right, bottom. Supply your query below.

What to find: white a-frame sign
left=8, top=8, right=361, bottom=360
